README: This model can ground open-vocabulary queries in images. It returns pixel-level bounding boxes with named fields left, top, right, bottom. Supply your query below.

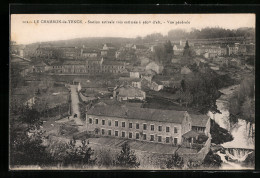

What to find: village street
left=69, top=85, right=85, bottom=131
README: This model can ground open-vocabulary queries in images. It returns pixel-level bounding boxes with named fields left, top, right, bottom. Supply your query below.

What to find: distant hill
left=26, top=37, right=136, bottom=49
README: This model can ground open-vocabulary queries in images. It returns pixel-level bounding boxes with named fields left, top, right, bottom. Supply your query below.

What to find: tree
left=19, top=104, right=41, bottom=129
left=97, top=148, right=115, bottom=168
left=10, top=125, right=52, bottom=167
left=63, top=138, right=96, bottom=167
left=166, top=152, right=184, bottom=169
left=115, top=142, right=140, bottom=168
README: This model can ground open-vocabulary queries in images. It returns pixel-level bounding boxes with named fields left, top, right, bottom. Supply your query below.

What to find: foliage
left=10, top=126, right=52, bottom=167
left=229, top=76, right=255, bottom=124
left=97, top=148, right=115, bottom=168
left=154, top=41, right=173, bottom=65
left=178, top=70, right=226, bottom=113
left=114, top=142, right=140, bottom=168
left=19, top=104, right=40, bottom=128
left=166, top=152, right=184, bottom=169
left=168, top=27, right=255, bottom=40
left=176, top=90, right=193, bottom=107
left=59, top=124, right=79, bottom=136
left=62, top=139, right=96, bottom=167
left=186, top=159, right=201, bottom=169
left=203, top=149, right=222, bottom=168
left=210, top=119, right=233, bottom=144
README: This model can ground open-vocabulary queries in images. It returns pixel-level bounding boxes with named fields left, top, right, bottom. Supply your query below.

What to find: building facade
left=86, top=105, right=193, bottom=145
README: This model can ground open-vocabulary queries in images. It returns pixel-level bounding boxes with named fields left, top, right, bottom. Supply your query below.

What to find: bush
left=166, top=152, right=184, bottom=169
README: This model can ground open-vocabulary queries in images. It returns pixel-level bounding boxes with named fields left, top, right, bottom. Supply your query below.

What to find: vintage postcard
left=10, top=14, right=255, bottom=170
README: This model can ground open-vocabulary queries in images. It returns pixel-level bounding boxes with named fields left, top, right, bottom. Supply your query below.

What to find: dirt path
left=69, top=85, right=85, bottom=131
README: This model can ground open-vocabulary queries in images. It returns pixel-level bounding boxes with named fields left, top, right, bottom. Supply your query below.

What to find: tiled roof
left=87, top=105, right=187, bottom=124
left=182, top=130, right=199, bottom=138
left=103, top=60, right=125, bottom=66
left=63, top=60, right=86, bottom=65
left=190, top=114, right=210, bottom=128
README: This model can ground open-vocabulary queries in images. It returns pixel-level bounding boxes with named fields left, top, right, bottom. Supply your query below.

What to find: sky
left=11, top=14, right=255, bottom=45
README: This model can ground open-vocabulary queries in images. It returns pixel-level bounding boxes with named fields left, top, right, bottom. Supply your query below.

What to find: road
left=70, top=85, right=85, bottom=131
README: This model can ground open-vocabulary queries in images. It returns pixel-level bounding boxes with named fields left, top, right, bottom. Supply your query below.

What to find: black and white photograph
left=9, top=13, right=255, bottom=170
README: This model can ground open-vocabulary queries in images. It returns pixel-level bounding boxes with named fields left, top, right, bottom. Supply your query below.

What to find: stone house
left=113, top=85, right=146, bottom=101
left=81, top=48, right=99, bottom=58
left=227, top=45, right=239, bottom=56
left=190, top=114, right=211, bottom=136
left=145, top=62, right=164, bottom=74
left=181, top=66, right=192, bottom=75
left=86, top=105, right=192, bottom=145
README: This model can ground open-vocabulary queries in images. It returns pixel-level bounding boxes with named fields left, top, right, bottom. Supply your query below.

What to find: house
left=141, top=69, right=157, bottom=82
left=118, top=77, right=142, bottom=89
left=148, top=81, right=164, bottom=91
left=140, top=56, right=150, bottom=66
left=132, top=44, right=147, bottom=50
left=62, top=60, right=87, bottom=74
left=86, top=105, right=192, bottom=145
left=49, top=61, right=64, bottom=73
left=212, top=57, right=229, bottom=67
left=113, top=85, right=146, bottom=101
left=181, top=66, right=192, bottom=75
left=102, top=61, right=126, bottom=73
left=190, top=114, right=211, bottom=136
left=173, top=44, right=184, bottom=55
left=115, top=51, right=121, bottom=59
left=103, top=43, right=116, bottom=50
left=32, top=61, right=48, bottom=73
left=130, top=71, right=141, bottom=78
left=229, top=58, right=242, bottom=67
left=81, top=48, right=100, bottom=58
left=227, top=45, right=239, bottom=56
left=145, top=61, right=164, bottom=74
left=130, top=67, right=146, bottom=78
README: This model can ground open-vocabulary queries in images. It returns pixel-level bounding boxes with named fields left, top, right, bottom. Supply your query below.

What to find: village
left=10, top=30, right=255, bottom=169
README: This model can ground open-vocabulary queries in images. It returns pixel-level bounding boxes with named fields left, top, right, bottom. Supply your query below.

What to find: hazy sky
left=11, top=14, right=255, bottom=45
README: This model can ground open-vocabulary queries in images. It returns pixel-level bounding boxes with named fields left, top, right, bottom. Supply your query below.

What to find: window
left=150, top=135, right=154, bottom=141
left=174, top=127, right=178, bottom=133
left=122, top=122, right=125, bottom=128
left=151, top=125, right=154, bottom=131
left=115, top=121, right=118, bottom=127
left=122, top=131, right=125, bottom=138
left=115, top=131, right=119, bottom=137
left=143, top=124, right=147, bottom=130
left=166, top=137, right=170, bottom=143
left=108, top=130, right=111, bottom=136
left=102, top=120, right=105, bottom=125
left=136, top=123, right=139, bottom=129
left=143, top=134, right=146, bottom=140
left=158, top=126, right=162, bottom=132
left=174, top=138, right=178, bottom=145
left=129, top=132, right=133, bottom=139
left=158, top=136, right=162, bottom=142
left=129, top=123, right=132, bottom=128
left=89, top=118, right=92, bottom=124
left=108, top=120, right=111, bottom=126
left=136, top=133, right=139, bottom=139
left=95, top=119, right=98, bottom=124
left=166, top=126, right=170, bottom=132
left=101, top=129, right=105, bottom=135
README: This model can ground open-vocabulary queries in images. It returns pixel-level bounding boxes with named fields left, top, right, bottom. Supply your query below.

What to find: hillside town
left=10, top=27, right=255, bottom=170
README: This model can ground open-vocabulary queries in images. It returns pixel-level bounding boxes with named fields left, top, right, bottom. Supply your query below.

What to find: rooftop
left=190, top=114, right=210, bottom=128
left=87, top=105, right=187, bottom=124
left=63, top=60, right=86, bottom=65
